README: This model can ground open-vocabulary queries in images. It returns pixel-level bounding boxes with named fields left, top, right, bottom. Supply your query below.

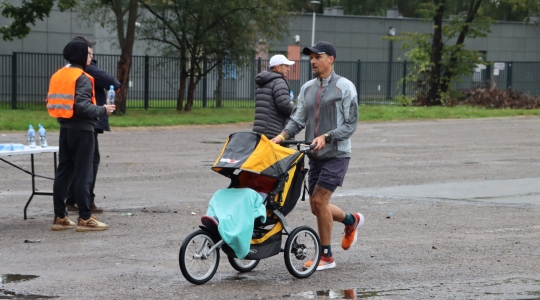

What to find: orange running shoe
left=341, top=213, right=364, bottom=250
left=303, top=253, right=336, bottom=271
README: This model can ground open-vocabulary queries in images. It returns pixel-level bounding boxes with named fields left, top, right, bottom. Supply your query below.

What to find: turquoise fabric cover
left=206, top=188, right=267, bottom=259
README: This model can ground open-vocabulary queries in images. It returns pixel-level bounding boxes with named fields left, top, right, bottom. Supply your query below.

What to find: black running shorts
left=307, top=157, right=350, bottom=195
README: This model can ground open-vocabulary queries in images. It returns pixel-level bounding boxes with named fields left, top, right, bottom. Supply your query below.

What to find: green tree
left=0, top=0, right=76, bottom=41
left=1, top=0, right=139, bottom=115
left=388, top=0, right=493, bottom=106
left=139, top=0, right=290, bottom=111
left=76, top=0, right=140, bottom=115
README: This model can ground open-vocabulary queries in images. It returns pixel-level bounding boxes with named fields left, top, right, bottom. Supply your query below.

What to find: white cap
left=268, top=54, right=295, bottom=68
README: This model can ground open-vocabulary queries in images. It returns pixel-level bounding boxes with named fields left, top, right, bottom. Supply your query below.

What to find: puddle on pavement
left=286, top=288, right=411, bottom=299
left=0, top=274, right=38, bottom=284
left=0, top=274, right=57, bottom=299
left=285, top=281, right=540, bottom=299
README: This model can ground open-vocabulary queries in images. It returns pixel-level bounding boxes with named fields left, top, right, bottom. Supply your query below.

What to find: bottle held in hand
left=290, top=90, right=294, bottom=103
left=107, top=85, right=115, bottom=112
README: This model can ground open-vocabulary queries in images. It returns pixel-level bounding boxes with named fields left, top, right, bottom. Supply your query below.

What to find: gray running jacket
left=284, top=71, right=358, bottom=160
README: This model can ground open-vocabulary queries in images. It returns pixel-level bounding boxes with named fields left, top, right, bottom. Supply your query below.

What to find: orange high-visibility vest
left=47, top=67, right=96, bottom=118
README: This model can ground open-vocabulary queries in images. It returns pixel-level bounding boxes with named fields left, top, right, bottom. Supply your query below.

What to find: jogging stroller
left=179, top=132, right=321, bottom=284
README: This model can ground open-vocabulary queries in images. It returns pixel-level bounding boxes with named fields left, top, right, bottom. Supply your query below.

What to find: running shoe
left=341, top=213, right=364, bottom=250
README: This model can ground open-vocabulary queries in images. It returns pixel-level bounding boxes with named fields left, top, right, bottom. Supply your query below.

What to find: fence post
left=485, top=63, right=492, bottom=87
left=11, top=52, right=17, bottom=109
left=402, top=60, right=407, bottom=96
left=257, top=57, right=261, bottom=74
left=202, top=58, right=207, bottom=108
left=144, top=55, right=149, bottom=110
left=386, top=41, right=393, bottom=100
left=356, top=59, right=361, bottom=102
left=506, top=62, right=513, bottom=89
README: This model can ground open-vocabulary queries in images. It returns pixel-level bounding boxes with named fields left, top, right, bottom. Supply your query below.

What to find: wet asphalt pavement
left=1, top=117, right=540, bottom=299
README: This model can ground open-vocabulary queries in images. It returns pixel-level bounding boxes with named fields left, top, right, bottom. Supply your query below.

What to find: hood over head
left=63, top=41, right=88, bottom=68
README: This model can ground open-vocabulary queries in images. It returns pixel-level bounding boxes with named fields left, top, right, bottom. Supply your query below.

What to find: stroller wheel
left=284, top=226, right=321, bottom=279
left=228, top=256, right=260, bottom=273
left=179, top=230, right=220, bottom=284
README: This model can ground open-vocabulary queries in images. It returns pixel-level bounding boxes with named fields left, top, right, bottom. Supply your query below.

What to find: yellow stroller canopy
left=212, top=132, right=302, bottom=179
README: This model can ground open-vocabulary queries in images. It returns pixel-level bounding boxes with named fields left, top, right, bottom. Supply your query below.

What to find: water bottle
left=27, top=125, right=36, bottom=148
left=107, top=85, right=115, bottom=112
left=38, top=124, right=48, bottom=148
left=289, top=90, right=294, bottom=103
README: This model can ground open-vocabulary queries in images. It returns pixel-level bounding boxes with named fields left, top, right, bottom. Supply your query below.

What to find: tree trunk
left=113, top=0, right=138, bottom=115
left=177, top=54, right=187, bottom=111
left=215, top=61, right=223, bottom=108
left=426, top=0, right=445, bottom=106
left=116, top=54, right=131, bottom=114
left=440, top=0, right=483, bottom=95
left=185, top=74, right=196, bottom=112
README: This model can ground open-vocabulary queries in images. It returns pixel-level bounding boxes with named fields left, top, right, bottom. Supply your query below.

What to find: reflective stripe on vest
left=47, top=67, right=96, bottom=118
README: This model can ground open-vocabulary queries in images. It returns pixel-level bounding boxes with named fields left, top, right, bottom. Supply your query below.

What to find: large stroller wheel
left=179, top=230, right=220, bottom=285
left=284, top=226, right=321, bottom=279
left=228, top=256, right=260, bottom=273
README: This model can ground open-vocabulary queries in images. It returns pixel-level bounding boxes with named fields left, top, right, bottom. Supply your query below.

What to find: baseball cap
left=302, top=41, right=337, bottom=59
left=269, top=54, right=295, bottom=68
left=72, top=36, right=96, bottom=46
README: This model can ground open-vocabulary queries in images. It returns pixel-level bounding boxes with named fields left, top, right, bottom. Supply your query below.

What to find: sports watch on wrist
left=324, top=133, right=331, bottom=143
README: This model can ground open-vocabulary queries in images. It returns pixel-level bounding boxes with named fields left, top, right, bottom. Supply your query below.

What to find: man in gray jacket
left=272, top=41, right=364, bottom=271
left=253, top=54, right=295, bottom=139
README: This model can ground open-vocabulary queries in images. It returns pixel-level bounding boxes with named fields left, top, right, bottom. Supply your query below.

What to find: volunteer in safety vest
left=47, top=40, right=115, bottom=232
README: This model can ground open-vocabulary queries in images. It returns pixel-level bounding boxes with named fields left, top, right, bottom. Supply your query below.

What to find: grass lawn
left=1, top=105, right=539, bottom=131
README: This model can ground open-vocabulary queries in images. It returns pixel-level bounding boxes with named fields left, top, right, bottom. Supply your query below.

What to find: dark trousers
left=53, top=128, right=94, bottom=220
left=66, top=132, right=100, bottom=205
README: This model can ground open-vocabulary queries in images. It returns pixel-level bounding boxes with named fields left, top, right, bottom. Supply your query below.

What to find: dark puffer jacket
left=253, top=70, right=294, bottom=139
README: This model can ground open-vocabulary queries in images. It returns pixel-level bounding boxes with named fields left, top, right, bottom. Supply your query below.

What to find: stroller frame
left=179, top=132, right=322, bottom=285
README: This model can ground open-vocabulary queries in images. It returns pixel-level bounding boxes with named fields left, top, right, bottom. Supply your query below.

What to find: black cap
left=72, top=35, right=96, bottom=46
left=303, top=41, right=336, bottom=59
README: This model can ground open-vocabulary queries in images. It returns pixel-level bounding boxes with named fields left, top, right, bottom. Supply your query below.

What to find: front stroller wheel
left=284, top=226, right=321, bottom=279
left=228, top=256, right=260, bottom=272
left=179, top=230, right=220, bottom=285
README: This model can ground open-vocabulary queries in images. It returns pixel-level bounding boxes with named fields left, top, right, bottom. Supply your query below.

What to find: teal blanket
left=206, top=188, right=267, bottom=259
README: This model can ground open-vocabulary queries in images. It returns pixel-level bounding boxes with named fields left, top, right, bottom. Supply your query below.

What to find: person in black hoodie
left=48, top=40, right=115, bottom=232
left=65, top=36, right=121, bottom=213
left=253, top=54, right=295, bottom=139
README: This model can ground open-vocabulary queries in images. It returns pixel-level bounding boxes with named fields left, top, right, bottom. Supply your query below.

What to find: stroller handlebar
left=280, top=140, right=316, bottom=153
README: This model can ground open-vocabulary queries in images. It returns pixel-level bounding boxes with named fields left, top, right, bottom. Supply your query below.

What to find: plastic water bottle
left=289, top=90, right=294, bottom=103
left=38, top=124, right=48, bottom=148
left=27, top=125, right=36, bottom=148
left=107, top=85, right=115, bottom=112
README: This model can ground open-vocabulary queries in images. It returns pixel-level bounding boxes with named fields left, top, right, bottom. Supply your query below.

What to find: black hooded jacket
left=56, top=41, right=107, bottom=132
left=86, top=60, right=121, bottom=133
left=253, top=70, right=294, bottom=139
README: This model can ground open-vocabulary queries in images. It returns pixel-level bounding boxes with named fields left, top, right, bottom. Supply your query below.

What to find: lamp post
left=310, top=1, right=320, bottom=46
left=386, top=26, right=396, bottom=100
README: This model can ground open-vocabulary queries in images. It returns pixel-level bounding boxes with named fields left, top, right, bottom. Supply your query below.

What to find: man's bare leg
left=310, top=185, right=346, bottom=245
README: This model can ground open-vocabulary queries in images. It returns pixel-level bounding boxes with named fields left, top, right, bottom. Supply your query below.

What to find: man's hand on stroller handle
left=311, top=135, right=326, bottom=150
left=277, top=139, right=316, bottom=153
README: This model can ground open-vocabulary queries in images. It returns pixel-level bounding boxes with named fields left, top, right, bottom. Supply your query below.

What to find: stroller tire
left=228, top=256, right=260, bottom=273
left=179, top=230, right=220, bottom=285
left=284, top=226, right=321, bottom=279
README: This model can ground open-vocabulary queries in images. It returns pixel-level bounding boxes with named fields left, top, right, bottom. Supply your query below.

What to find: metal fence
left=1, top=52, right=539, bottom=109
